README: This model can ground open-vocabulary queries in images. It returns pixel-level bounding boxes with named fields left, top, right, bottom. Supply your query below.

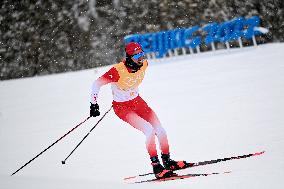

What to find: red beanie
left=125, top=42, right=143, bottom=55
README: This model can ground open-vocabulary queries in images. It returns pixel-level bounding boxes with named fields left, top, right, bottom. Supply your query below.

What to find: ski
left=123, top=151, right=265, bottom=181
left=129, top=171, right=231, bottom=184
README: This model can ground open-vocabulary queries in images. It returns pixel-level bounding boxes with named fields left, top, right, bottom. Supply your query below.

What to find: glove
left=90, top=103, right=100, bottom=117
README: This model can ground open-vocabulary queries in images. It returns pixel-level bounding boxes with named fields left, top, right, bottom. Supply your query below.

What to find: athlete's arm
left=90, top=67, right=119, bottom=104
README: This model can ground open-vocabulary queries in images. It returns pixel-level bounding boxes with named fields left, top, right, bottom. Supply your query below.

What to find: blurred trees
left=0, top=0, right=283, bottom=80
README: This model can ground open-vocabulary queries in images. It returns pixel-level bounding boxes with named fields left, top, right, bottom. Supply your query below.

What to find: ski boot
left=161, top=153, right=192, bottom=171
left=150, top=156, right=175, bottom=179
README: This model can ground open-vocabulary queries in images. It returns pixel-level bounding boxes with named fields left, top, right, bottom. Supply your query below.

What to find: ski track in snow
left=0, top=43, right=284, bottom=189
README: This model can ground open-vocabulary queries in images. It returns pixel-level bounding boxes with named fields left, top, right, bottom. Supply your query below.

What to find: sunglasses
left=132, top=52, right=145, bottom=61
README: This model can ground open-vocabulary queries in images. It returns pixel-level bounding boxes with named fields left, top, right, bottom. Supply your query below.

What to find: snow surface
left=1, top=43, right=284, bottom=189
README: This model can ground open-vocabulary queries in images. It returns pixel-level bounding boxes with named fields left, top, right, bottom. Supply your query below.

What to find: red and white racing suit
left=91, top=60, right=169, bottom=157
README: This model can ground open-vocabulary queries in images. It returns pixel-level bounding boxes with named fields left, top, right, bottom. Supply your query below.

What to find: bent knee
left=144, top=126, right=156, bottom=138
left=154, top=126, right=167, bottom=136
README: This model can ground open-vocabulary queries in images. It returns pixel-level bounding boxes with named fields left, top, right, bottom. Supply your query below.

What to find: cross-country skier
left=89, top=42, right=189, bottom=179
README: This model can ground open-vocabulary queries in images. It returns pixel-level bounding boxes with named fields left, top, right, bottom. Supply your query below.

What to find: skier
left=89, top=42, right=189, bottom=179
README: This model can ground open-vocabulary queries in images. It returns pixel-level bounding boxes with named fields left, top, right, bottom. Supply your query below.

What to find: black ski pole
left=11, top=116, right=91, bottom=176
left=61, top=106, right=112, bottom=164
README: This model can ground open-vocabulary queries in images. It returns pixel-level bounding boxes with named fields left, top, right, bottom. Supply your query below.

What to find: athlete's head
left=125, top=42, right=146, bottom=72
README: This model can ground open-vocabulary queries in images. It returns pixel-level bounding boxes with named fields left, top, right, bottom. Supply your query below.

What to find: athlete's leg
left=113, top=103, right=158, bottom=157
left=134, top=96, right=170, bottom=155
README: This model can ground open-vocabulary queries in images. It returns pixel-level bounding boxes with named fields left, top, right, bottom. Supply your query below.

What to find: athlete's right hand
left=90, top=103, right=100, bottom=117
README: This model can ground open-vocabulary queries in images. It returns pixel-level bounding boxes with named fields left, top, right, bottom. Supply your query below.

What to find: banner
left=124, top=16, right=267, bottom=58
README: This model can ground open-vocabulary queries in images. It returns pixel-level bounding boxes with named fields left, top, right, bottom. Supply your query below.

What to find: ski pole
left=61, top=106, right=112, bottom=164
left=11, top=116, right=91, bottom=176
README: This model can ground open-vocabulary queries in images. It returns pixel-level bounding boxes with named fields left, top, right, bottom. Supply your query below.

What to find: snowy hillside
left=0, top=43, right=284, bottom=189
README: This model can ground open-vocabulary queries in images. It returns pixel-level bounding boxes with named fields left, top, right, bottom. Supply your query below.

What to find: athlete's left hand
left=90, top=103, right=100, bottom=117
